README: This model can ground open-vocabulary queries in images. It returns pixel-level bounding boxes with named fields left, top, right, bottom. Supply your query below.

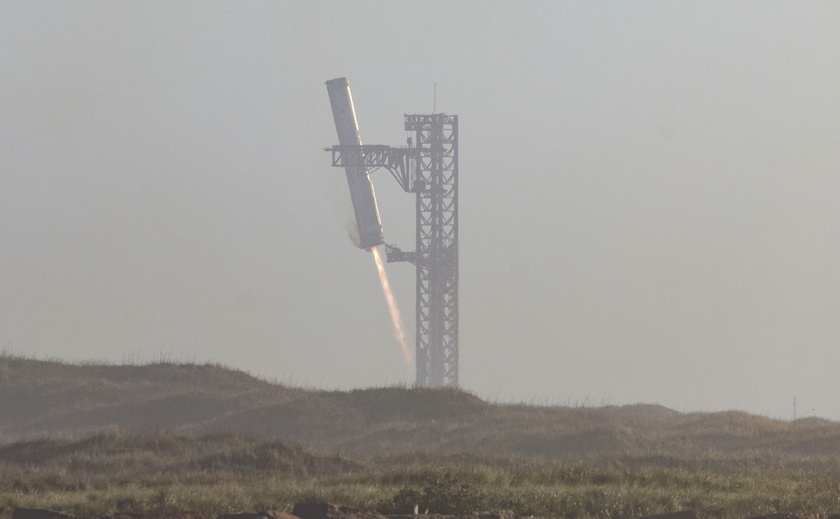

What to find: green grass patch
left=2, top=432, right=840, bottom=519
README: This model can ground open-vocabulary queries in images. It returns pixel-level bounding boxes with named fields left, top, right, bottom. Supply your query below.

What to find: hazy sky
left=2, top=2, right=840, bottom=420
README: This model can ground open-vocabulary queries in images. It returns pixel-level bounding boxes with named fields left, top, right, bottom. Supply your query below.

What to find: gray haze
left=2, top=2, right=840, bottom=420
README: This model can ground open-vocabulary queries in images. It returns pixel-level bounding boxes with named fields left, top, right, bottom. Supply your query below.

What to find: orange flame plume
left=371, top=246, right=413, bottom=365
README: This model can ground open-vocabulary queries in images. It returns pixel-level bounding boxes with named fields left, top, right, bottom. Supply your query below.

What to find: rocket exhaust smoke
left=371, top=246, right=413, bottom=365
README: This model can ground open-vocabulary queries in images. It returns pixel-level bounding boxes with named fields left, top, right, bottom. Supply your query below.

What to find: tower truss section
left=405, top=114, right=459, bottom=387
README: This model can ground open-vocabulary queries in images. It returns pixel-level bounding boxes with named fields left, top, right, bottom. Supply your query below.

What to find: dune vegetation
left=2, top=356, right=840, bottom=519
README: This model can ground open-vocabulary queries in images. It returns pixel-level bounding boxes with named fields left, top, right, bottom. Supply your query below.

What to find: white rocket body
left=326, top=77, right=384, bottom=250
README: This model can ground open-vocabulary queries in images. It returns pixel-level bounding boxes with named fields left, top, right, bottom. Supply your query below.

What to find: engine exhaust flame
left=371, top=245, right=413, bottom=365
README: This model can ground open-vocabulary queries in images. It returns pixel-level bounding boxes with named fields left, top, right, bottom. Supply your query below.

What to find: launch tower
left=327, top=85, right=459, bottom=387
left=395, top=114, right=459, bottom=387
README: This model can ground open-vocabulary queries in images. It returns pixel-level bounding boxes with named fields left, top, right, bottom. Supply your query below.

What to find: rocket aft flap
left=326, top=77, right=384, bottom=250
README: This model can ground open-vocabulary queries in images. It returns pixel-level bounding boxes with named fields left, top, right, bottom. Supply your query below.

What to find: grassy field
left=3, top=356, right=840, bottom=519
left=1, top=430, right=840, bottom=519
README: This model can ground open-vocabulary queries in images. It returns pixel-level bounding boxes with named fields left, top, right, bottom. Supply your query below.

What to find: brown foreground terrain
left=3, top=356, right=840, bottom=519
left=10, top=502, right=840, bottom=519
left=1, top=355, right=838, bottom=461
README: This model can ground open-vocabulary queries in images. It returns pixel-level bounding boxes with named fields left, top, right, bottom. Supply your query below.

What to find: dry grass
left=3, top=355, right=840, bottom=463
left=3, top=356, right=840, bottom=519
left=1, top=431, right=840, bottom=519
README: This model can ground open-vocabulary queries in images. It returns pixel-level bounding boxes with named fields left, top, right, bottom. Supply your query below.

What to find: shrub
left=385, top=472, right=482, bottom=515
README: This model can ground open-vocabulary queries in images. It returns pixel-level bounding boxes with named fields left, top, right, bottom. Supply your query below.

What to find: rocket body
left=326, top=77, right=384, bottom=250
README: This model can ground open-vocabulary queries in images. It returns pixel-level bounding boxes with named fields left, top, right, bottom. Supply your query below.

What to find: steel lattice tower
left=327, top=112, right=459, bottom=388
left=403, top=114, right=458, bottom=387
